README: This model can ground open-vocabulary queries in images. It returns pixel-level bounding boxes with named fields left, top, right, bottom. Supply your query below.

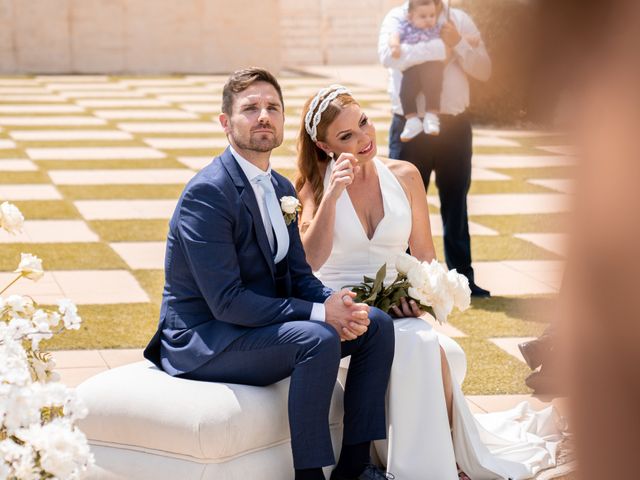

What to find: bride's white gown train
left=315, top=158, right=561, bottom=479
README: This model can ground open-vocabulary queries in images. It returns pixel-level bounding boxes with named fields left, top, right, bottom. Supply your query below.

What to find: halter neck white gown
left=315, top=158, right=562, bottom=479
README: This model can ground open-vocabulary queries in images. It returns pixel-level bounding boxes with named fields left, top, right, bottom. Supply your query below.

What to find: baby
left=389, top=0, right=479, bottom=141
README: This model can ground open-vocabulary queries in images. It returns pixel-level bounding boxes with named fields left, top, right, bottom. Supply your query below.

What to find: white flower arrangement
left=0, top=201, right=94, bottom=479
left=346, top=253, right=471, bottom=324
left=0, top=202, right=24, bottom=235
left=280, top=196, right=302, bottom=226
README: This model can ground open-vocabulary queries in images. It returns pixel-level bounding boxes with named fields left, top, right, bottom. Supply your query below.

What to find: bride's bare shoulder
left=379, top=157, right=423, bottom=189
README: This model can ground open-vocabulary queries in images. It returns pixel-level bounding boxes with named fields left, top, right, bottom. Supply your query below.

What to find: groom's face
left=221, top=81, right=284, bottom=153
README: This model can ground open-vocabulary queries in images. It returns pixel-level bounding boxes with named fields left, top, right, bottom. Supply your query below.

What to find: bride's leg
left=439, top=345, right=472, bottom=480
left=440, top=345, right=454, bottom=426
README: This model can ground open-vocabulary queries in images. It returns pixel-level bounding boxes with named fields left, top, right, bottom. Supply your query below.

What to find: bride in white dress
left=294, top=85, right=563, bottom=479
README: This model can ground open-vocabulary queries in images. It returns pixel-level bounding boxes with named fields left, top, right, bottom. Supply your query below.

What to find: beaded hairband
left=304, top=84, right=352, bottom=142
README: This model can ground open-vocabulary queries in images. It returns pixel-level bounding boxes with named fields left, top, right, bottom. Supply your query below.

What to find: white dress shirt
left=230, top=146, right=326, bottom=322
left=378, top=3, right=491, bottom=116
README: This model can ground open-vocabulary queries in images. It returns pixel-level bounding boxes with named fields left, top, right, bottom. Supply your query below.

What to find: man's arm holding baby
left=441, top=10, right=491, bottom=81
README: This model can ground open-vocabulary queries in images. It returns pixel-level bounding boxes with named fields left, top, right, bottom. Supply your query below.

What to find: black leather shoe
left=330, top=464, right=395, bottom=480
left=525, top=366, right=564, bottom=396
left=518, top=339, right=547, bottom=370
left=470, top=282, right=491, bottom=298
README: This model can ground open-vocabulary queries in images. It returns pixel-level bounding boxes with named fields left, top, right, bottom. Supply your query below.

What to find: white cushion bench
left=77, top=361, right=345, bottom=480
left=76, top=332, right=467, bottom=480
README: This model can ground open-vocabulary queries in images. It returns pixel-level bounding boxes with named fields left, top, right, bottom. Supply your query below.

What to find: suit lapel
left=219, top=148, right=275, bottom=277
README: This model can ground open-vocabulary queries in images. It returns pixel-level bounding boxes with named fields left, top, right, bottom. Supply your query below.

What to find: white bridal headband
left=304, top=84, right=352, bottom=142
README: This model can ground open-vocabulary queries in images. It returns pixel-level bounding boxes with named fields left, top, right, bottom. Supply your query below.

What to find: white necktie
left=254, top=174, right=289, bottom=264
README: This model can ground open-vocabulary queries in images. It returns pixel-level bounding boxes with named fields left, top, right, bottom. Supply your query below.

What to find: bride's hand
left=326, top=153, right=360, bottom=199
left=390, top=297, right=423, bottom=318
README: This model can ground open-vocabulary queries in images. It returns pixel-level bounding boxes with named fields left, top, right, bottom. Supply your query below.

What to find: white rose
left=407, top=263, right=429, bottom=290
left=280, top=196, right=300, bottom=215
left=447, top=269, right=471, bottom=311
left=15, top=253, right=44, bottom=281
left=0, top=201, right=25, bottom=235
left=431, top=296, right=454, bottom=324
left=407, top=286, right=429, bottom=306
left=395, top=253, right=420, bottom=275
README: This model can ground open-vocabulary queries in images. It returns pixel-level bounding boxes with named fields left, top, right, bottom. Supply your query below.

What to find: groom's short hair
left=222, top=67, right=285, bottom=115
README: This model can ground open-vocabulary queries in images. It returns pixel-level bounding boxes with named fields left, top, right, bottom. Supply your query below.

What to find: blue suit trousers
left=181, top=308, right=395, bottom=469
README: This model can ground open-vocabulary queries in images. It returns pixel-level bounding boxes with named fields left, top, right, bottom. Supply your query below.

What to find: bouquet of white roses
left=1, top=202, right=94, bottom=479
left=345, top=253, right=471, bottom=324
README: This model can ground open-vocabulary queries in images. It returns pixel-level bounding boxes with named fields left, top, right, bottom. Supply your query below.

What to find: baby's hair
left=408, top=0, right=441, bottom=11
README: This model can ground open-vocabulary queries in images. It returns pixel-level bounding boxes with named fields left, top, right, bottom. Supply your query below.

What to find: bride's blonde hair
left=295, top=91, right=358, bottom=213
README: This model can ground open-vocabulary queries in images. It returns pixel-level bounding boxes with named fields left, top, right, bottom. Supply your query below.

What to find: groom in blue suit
left=144, top=68, right=395, bottom=480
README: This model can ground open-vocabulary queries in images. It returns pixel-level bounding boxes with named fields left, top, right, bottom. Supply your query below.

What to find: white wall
left=0, top=0, right=282, bottom=73
left=0, top=0, right=404, bottom=73
left=280, top=0, right=403, bottom=65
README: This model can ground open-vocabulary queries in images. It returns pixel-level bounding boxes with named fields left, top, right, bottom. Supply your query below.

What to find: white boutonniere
left=280, top=196, right=301, bottom=226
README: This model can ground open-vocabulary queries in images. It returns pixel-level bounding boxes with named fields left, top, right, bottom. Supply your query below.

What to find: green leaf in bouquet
left=353, top=288, right=370, bottom=303
left=372, top=264, right=386, bottom=294
left=364, top=290, right=378, bottom=304
left=363, top=276, right=376, bottom=284
left=390, top=287, right=407, bottom=305
left=377, top=296, right=392, bottom=313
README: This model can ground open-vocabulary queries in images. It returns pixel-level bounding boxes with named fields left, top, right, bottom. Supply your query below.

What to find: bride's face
left=320, top=104, right=377, bottom=162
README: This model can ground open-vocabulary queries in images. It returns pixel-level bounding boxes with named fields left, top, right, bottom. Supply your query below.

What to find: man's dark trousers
left=389, top=112, right=476, bottom=284
left=181, top=308, right=395, bottom=470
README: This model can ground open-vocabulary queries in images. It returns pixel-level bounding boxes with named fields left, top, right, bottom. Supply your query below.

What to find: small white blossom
left=4, top=295, right=33, bottom=315
left=0, top=458, right=10, bottom=479
left=0, top=439, right=38, bottom=479
left=15, top=253, right=44, bottom=282
left=0, top=207, right=93, bottom=478
left=7, top=315, right=33, bottom=342
left=2, top=384, right=43, bottom=432
left=0, top=337, right=31, bottom=386
left=0, top=201, right=25, bottom=234
left=47, top=311, right=61, bottom=328
left=28, top=309, right=54, bottom=350
left=17, top=420, right=94, bottom=479
left=58, top=299, right=82, bottom=330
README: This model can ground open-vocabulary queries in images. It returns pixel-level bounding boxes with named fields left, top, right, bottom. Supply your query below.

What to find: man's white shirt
left=378, top=3, right=491, bottom=116
left=230, top=145, right=325, bottom=322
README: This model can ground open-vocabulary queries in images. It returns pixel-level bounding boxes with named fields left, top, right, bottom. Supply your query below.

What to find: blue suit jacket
left=143, top=147, right=333, bottom=376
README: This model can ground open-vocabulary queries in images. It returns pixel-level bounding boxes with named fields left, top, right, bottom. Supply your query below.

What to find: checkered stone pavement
left=0, top=72, right=575, bottom=398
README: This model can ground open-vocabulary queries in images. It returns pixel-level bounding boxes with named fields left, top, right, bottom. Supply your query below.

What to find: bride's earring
left=328, top=152, right=335, bottom=160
